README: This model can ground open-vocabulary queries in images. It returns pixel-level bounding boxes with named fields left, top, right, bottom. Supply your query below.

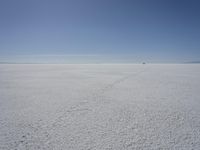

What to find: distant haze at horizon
left=0, top=54, right=199, bottom=64
left=0, top=0, right=200, bottom=63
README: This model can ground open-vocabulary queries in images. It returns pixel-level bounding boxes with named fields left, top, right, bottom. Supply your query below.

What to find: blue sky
left=0, top=0, right=200, bottom=63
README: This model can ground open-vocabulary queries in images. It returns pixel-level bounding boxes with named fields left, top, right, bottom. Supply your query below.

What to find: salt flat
left=0, top=64, right=200, bottom=150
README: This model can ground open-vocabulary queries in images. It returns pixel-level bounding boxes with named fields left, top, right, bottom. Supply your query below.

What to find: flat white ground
left=0, top=64, right=200, bottom=150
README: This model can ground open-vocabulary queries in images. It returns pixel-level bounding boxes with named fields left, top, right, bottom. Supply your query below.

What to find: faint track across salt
left=13, top=67, right=147, bottom=149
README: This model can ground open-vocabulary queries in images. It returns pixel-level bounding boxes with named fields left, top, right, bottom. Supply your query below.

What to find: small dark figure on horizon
left=142, top=62, right=146, bottom=64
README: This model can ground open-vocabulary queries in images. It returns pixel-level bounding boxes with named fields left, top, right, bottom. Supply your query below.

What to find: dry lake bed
left=0, top=64, right=200, bottom=150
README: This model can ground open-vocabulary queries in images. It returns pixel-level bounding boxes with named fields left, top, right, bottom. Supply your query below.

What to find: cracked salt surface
left=0, top=64, right=200, bottom=149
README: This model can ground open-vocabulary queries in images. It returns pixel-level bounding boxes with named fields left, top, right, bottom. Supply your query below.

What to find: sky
left=0, top=0, right=200, bottom=63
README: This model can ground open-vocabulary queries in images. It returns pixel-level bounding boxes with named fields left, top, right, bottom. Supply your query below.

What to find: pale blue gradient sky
left=0, top=0, right=200, bottom=63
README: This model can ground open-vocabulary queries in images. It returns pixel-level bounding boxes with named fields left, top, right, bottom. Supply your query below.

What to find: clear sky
left=0, top=0, right=200, bottom=63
